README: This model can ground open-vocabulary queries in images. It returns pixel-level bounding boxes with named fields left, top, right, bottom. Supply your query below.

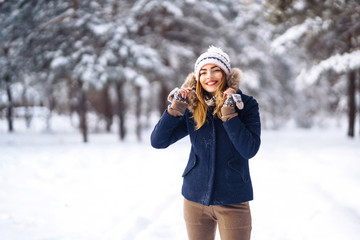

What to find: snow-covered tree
left=127, top=0, right=295, bottom=128
left=266, top=0, right=360, bottom=135
left=0, top=0, right=41, bottom=132
left=1, top=0, right=166, bottom=141
left=225, top=2, right=295, bottom=128
left=5, top=0, right=356, bottom=141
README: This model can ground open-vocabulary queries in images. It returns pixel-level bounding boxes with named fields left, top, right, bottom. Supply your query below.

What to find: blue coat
left=151, top=90, right=261, bottom=206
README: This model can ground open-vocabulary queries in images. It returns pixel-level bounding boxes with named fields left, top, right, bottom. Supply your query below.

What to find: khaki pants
left=184, top=198, right=252, bottom=240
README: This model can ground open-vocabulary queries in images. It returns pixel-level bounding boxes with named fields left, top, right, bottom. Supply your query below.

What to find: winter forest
left=1, top=1, right=360, bottom=240
left=1, top=0, right=359, bottom=141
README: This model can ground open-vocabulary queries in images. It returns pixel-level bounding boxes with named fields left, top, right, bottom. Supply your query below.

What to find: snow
left=162, top=2, right=183, bottom=17
left=293, top=0, right=306, bottom=11
left=134, top=75, right=149, bottom=88
left=243, top=70, right=260, bottom=89
left=89, top=23, right=112, bottom=36
left=131, top=0, right=183, bottom=17
left=123, top=67, right=137, bottom=80
left=271, top=17, right=330, bottom=55
left=241, top=45, right=269, bottom=64
left=296, top=50, right=360, bottom=89
left=50, top=56, right=69, bottom=69
left=1, top=116, right=360, bottom=240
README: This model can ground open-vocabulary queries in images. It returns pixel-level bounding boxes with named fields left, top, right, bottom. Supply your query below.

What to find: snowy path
left=1, top=128, right=360, bottom=240
left=251, top=129, right=360, bottom=240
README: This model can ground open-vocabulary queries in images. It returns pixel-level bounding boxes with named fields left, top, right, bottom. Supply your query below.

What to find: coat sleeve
left=222, top=97, right=261, bottom=159
left=150, top=109, right=189, bottom=149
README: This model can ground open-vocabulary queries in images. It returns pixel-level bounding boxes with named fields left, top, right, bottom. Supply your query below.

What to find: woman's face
left=199, top=64, right=224, bottom=97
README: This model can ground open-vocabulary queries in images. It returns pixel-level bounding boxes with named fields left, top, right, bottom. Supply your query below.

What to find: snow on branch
left=162, top=1, right=183, bottom=17
left=296, top=50, right=360, bottom=89
left=271, top=17, right=331, bottom=55
left=50, top=56, right=69, bottom=69
left=89, top=23, right=113, bottom=36
left=132, top=0, right=183, bottom=17
left=38, top=8, right=76, bottom=31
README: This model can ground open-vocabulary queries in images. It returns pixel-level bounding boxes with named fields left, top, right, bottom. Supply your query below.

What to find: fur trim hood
left=180, top=68, right=243, bottom=113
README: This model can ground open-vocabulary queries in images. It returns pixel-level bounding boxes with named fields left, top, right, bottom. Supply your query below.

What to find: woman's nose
left=206, top=71, right=213, bottom=78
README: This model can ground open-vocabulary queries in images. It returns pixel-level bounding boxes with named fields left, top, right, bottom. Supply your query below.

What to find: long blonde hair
left=193, top=71, right=228, bottom=130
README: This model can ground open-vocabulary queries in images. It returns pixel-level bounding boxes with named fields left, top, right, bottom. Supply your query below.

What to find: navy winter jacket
left=151, top=90, right=261, bottom=206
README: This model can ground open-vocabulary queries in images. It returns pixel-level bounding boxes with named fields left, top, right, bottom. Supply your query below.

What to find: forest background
left=1, top=0, right=360, bottom=142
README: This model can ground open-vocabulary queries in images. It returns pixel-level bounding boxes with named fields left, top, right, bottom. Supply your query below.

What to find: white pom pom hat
left=194, top=46, right=231, bottom=81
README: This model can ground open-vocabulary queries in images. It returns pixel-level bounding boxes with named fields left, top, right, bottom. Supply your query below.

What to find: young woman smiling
left=151, top=46, right=261, bottom=240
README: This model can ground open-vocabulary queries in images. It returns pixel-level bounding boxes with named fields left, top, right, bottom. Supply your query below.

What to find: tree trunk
left=358, top=69, right=360, bottom=137
left=347, top=35, right=356, bottom=138
left=135, top=85, right=142, bottom=141
left=116, top=80, right=126, bottom=140
left=45, top=85, right=56, bottom=131
left=347, top=70, right=356, bottom=137
left=159, top=82, right=168, bottom=116
left=78, top=80, right=88, bottom=143
left=102, top=84, right=113, bottom=132
left=72, top=0, right=78, bottom=11
left=5, top=74, right=14, bottom=132
left=22, top=87, right=32, bottom=129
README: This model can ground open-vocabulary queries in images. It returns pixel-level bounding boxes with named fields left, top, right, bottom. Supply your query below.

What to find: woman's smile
left=205, top=80, right=219, bottom=86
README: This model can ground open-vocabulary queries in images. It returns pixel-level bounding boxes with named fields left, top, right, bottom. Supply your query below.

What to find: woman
left=151, top=46, right=261, bottom=240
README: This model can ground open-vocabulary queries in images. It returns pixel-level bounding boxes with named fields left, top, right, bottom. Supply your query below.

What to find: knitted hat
left=194, top=46, right=231, bottom=81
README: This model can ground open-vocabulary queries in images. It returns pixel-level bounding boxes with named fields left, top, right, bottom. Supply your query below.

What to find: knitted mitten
left=167, top=88, right=188, bottom=117
left=221, top=95, right=238, bottom=122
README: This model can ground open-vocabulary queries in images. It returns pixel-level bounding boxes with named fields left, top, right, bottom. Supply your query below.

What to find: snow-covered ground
left=1, top=117, right=360, bottom=240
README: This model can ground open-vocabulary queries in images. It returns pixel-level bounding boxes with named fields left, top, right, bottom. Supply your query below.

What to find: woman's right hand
left=178, top=88, right=193, bottom=99
left=168, top=87, right=192, bottom=103
left=167, top=87, right=191, bottom=117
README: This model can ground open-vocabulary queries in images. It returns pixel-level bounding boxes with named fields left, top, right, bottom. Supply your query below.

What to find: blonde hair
left=193, top=71, right=228, bottom=130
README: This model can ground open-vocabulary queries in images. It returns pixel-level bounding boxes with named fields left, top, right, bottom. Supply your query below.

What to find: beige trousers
left=184, top=198, right=252, bottom=240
